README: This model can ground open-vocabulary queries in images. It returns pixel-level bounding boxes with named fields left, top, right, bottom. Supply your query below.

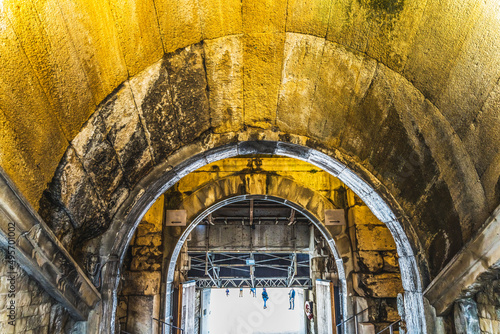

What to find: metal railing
left=153, top=317, right=185, bottom=334
left=376, top=319, right=401, bottom=334
left=336, top=308, right=369, bottom=334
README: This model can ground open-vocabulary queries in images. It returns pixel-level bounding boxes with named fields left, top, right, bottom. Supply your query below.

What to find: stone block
left=277, top=33, right=325, bottom=136
left=155, top=0, right=202, bottom=52
left=136, top=222, right=161, bottom=238
left=479, top=318, right=494, bottom=333
left=108, top=0, right=163, bottom=76
left=349, top=206, right=385, bottom=226
left=358, top=322, right=375, bottom=334
left=358, top=251, right=384, bottom=273
left=382, top=252, right=400, bottom=272
left=204, top=36, right=244, bottom=133
left=17, top=291, right=31, bottom=307
left=164, top=43, right=210, bottom=143
left=454, top=299, right=480, bottom=334
left=354, top=273, right=403, bottom=298
left=356, top=225, right=396, bottom=251
left=126, top=296, right=156, bottom=334
left=243, top=33, right=285, bottom=129
left=121, top=271, right=161, bottom=295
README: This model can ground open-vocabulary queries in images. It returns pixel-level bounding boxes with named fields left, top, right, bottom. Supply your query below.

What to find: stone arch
left=96, top=140, right=427, bottom=334
left=164, top=193, right=351, bottom=333
left=173, top=173, right=352, bottom=275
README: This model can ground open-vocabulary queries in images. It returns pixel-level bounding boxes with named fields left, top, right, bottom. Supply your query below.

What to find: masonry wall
left=117, top=196, right=164, bottom=334
left=475, top=281, right=500, bottom=334
left=348, top=191, right=403, bottom=333
left=0, top=248, right=77, bottom=334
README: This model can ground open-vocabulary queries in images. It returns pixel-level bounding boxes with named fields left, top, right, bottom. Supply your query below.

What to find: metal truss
left=188, top=252, right=311, bottom=289
left=193, top=276, right=312, bottom=289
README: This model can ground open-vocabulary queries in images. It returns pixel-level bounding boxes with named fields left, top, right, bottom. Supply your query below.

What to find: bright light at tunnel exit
left=204, top=288, right=306, bottom=334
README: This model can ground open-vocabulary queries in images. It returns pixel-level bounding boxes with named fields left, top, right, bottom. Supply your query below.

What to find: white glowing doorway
left=200, top=288, right=306, bottom=334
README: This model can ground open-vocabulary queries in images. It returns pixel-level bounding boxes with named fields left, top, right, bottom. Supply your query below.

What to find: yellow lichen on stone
left=242, top=0, right=287, bottom=34
left=56, top=0, right=128, bottom=104
left=286, top=0, right=332, bottom=37
left=243, top=33, right=285, bottom=129
left=198, top=0, right=242, bottom=40
left=108, top=0, right=164, bottom=77
left=155, top=0, right=203, bottom=53
left=204, top=36, right=244, bottom=133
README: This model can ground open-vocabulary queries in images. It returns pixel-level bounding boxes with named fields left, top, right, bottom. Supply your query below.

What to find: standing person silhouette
left=226, top=288, right=229, bottom=297
left=262, top=288, right=269, bottom=309
left=239, top=287, right=243, bottom=297
left=288, top=288, right=295, bottom=310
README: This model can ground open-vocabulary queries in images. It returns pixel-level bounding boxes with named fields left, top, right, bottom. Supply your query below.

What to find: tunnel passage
left=115, top=157, right=406, bottom=334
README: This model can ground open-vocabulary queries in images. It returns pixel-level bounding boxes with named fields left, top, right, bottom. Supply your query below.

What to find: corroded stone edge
left=0, top=167, right=101, bottom=321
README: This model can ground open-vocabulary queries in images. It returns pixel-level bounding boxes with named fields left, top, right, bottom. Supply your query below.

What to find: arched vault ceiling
left=0, top=0, right=499, bottom=278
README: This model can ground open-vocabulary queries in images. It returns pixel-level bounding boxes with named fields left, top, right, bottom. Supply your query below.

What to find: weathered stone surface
left=198, top=0, right=242, bottom=39
left=0, top=247, right=77, bottom=333
left=108, top=0, right=163, bottom=76
left=243, top=33, right=285, bottom=128
left=121, top=271, right=161, bottom=295
left=126, top=295, right=159, bottom=334
left=454, top=299, right=480, bottom=334
left=101, top=83, right=153, bottom=187
left=277, top=33, right=325, bottom=136
left=349, top=206, right=385, bottom=226
left=356, top=225, right=396, bottom=251
left=308, top=41, right=376, bottom=147
left=355, top=273, right=404, bottom=298
left=55, top=0, right=128, bottom=104
left=286, top=0, right=331, bottom=37
left=164, top=43, right=210, bottom=143
left=72, top=113, right=125, bottom=206
left=42, top=147, right=108, bottom=241
left=132, top=60, right=179, bottom=163
left=49, top=304, right=75, bottom=334
left=204, top=36, right=244, bottom=133
left=155, top=0, right=202, bottom=52
left=358, top=251, right=384, bottom=273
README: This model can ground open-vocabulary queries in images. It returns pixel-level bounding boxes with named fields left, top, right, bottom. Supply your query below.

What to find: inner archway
left=164, top=195, right=348, bottom=334
left=98, top=140, right=427, bottom=334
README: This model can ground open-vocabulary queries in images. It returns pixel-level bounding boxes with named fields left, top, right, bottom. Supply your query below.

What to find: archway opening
left=169, top=198, right=341, bottom=334
left=113, top=152, right=412, bottom=334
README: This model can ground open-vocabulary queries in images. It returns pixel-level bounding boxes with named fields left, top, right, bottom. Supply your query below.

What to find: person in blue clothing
left=288, top=288, right=295, bottom=310
left=250, top=287, right=256, bottom=297
left=262, top=288, right=269, bottom=309
left=226, top=288, right=229, bottom=297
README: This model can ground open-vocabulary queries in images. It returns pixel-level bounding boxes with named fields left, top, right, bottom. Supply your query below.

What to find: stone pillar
left=160, top=225, right=186, bottom=329
left=454, top=298, right=480, bottom=334
left=98, top=259, right=120, bottom=334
